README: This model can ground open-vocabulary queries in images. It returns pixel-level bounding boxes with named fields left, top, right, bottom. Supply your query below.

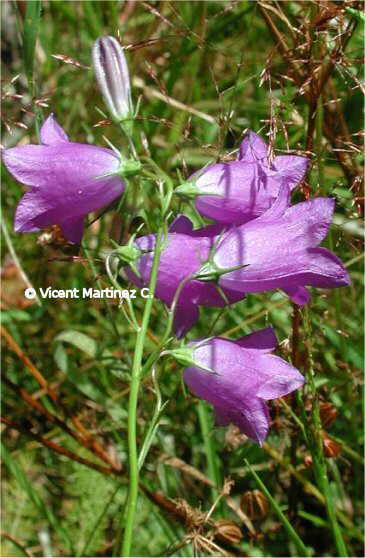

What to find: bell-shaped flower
left=92, top=36, right=133, bottom=127
left=195, top=186, right=350, bottom=305
left=126, top=215, right=244, bottom=338
left=180, top=327, right=305, bottom=444
left=175, top=131, right=308, bottom=225
left=2, top=114, right=125, bottom=244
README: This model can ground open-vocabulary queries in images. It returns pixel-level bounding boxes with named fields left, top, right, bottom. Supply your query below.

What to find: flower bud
left=240, top=490, right=269, bottom=520
left=92, top=36, right=133, bottom=128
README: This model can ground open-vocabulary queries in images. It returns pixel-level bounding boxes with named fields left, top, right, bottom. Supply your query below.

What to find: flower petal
left=3, top=143, right=121, bottom=192
left=284, top=286, right=311, bottom=306
left=234, top=398, right=270, bottom=445
left=235, top=327, right=277, bottom=352
left=14, top=189, right=48, bottom=232
left=40, top=114, right=69, bottom=145
left=219, top=246, right=350, bottom=294
left=174, top=303, right=200, bottom=339
left=256, top=354, right=305, bottom=399
left=168, top=215, right=194, bottom=234
left=60, top=217, right=84, bottom=244
left=238, top=131, right=268, bottom=163
left=214, top=197, right=336, bottom=271
left=271, top=155, right=308, bottom=189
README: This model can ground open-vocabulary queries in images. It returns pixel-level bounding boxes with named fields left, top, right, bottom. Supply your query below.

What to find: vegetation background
left=1, top=1, right=364, bottom=557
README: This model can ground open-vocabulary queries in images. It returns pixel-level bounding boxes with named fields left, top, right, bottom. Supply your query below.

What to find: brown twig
left=1, top=325, right=117, bottom=468
left=257, top=2, right=361, bottom=186
left=3, top=375, right=121, bottom=471
left=1, top=417, right=118, bottom=477
left=0, top=531, right=33, bottom=557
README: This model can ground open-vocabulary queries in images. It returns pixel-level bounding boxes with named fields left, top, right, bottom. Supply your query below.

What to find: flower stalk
left=121, top=227, right=164, bottom=557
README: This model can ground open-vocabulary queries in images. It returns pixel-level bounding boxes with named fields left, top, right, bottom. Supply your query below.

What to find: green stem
left=303, top=308, right=348, bottom=557
left=121, top=227, right=164, bottom=557
left=245, top=459, right=311, bottom=557
left=197, top=400, right=221, bottom=500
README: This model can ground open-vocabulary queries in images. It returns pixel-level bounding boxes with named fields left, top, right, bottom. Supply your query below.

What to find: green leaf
left=345, top=7, right=365, bottom=23
left=54, top=329, right=97, bottom=358
left=23, top=0, right=42, bottom=88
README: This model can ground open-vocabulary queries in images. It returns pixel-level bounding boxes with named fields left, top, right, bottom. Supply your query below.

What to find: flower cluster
left=125, top=133, right=349, bottom=441
left=2, top=35, right=350, bottom=444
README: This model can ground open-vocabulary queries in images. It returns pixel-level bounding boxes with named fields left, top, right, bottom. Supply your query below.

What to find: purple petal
left=253, top=183, right=290, bottom=222
left=238, top=131, right=268, bottom=163
left=40, top=114, right=69, bottom=145
left=168, top=216, right=225, bottom=238
left=174, top=303, right=200, bottom=339
left=3, top=143, right=121, bottom=189
left=184, top=335, right=304, bottom=444
left=235, top=327, right=277, bottom=352
left=233, top=398, right=270, bottom=445
left=14, top=189, right=47, bottom=232
left=169, top=215, right=194, bottom=234
left=272, top=155, right=308, bottom=189
left=219, top=246, right=350, bottom=294
left=214, top=197, right=336, bottom=272
left=284, top=286, right=311, bottom=306
left=194, top=162, right=271, bottom=224
left=60, top=217, right=84, bottom=244
left=256, top=355, right=304, bottom=399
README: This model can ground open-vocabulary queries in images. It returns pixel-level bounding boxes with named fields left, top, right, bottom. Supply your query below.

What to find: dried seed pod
left=320, top=402, right=338, bottom=429
left=323, top=435, right=342, bottom=458
left=240, top=490, right=269, bottom=520
left=214, top=519, right=243, bottom=544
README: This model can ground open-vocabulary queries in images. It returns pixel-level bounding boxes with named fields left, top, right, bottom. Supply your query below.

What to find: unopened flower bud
left=240, top=490, right=269, bottom=520
left=92, top=36, right=133, bottom=129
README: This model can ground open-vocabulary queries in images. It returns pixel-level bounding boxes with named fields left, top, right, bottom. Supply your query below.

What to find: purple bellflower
left=2, top=114, right=125, bottom=244
left=179, top=327, right=305, bottom=444
left=196, top=185, right=350, bottom=305
left=175, top=131, right=308, bottom=225
left=126, top=215, right=244, bottom=338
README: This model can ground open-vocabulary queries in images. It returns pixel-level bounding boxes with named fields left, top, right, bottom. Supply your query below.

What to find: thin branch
left=1, top=417, right=118, bottom=477
left=1, top=325, right=117, bottom=468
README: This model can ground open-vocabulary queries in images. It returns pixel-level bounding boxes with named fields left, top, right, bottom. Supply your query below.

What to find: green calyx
left=165, top=346, right=196, bottom=368
left=116, top=243, right=141, bottom=265
left=174, top=181, right=199, bottom=200
left=193, top=260, right=246, bottom=282
left=112, top=238, right=142, bottom=279
left=165, top=346, right=215, bottom=374
left=118, top=158, right=142, bottom=178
